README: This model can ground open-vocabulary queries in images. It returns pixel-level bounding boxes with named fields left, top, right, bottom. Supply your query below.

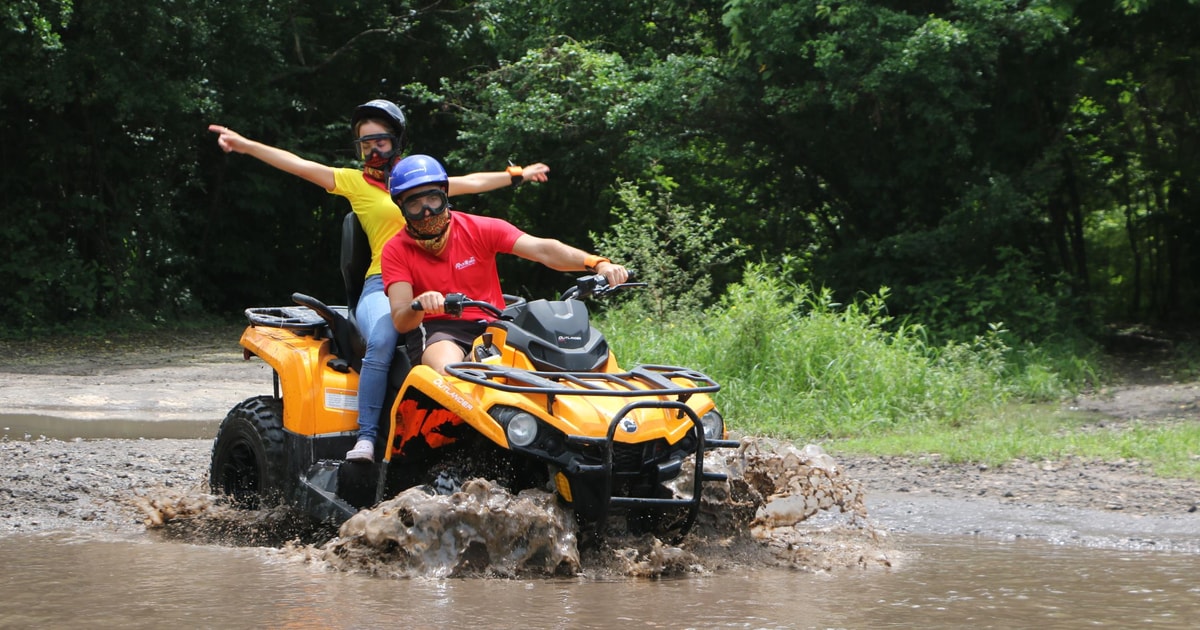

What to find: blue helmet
left=389, top=154, right=449, bottom=198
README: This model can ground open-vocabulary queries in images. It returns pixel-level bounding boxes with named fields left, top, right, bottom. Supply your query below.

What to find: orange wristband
left=584, top=255, right=610, bottom=272
left=506, top=165, right=523, bottom=187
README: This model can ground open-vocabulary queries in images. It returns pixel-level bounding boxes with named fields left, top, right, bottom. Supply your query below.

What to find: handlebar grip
left=410, top=293, right=467, bottom=316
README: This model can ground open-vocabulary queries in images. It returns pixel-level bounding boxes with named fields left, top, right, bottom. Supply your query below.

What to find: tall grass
left=599, top=265, right=1031, bottom=440
left=595, top=264, right=1196, bottom=479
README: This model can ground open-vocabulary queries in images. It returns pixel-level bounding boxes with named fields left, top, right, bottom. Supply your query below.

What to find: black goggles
left=354, top=133, right=397, bottom=157
left=394, top=189, right=449, bottom=220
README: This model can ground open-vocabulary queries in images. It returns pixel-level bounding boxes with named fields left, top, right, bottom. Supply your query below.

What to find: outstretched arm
left=510, top=234, right=629, bottom=287
left=208, top=124, right=336, bottom=191
left=447, top=163, right=550, bottom=196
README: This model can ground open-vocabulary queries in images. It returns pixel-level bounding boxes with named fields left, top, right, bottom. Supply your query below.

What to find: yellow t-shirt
left=330, top=168, right=405, bottom=278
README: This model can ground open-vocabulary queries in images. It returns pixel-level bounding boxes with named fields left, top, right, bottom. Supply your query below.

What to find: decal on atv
left=323, top=388, right=358, bottom=412
left=392, top=389, right=467, bottom=456
left=432, top=376, right=474, bottom=411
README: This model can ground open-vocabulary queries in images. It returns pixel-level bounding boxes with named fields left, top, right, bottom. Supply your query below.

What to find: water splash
left=322, top=479, right=580, bottom=578
left=133, top=487, right=336, bottom=547
left=138, top=438, right=893, bottom=575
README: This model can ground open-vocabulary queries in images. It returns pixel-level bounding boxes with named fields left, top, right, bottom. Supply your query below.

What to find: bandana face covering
left=356, top=133, right=397, bottom=181
left=407, top=211, right=452, bottom=253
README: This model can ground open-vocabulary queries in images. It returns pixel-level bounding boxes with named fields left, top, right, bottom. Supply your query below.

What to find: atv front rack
left=583, top=399, right=739, bottom=542
left=444, top=363, right=719, bottom=415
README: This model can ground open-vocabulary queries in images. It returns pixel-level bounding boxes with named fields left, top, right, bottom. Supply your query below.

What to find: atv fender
left=240, top=325, right=359, bottom=437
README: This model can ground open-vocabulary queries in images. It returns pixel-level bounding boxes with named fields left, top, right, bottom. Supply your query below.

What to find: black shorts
left=405, top=319, right=487, bottom=366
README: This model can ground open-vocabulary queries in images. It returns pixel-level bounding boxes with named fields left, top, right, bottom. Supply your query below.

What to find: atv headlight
left=699, top=410, right=724, bottom=441
left=506, top=411, right=539, bottom=447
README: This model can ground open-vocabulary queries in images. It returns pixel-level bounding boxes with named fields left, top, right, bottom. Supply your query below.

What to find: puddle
left=1, top=414, right=218, bottom=441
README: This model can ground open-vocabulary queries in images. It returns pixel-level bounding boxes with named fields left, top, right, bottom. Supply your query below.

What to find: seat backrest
left=338, top=210, right=409, bottom=386
left=341, top=212, right=372, bottom=314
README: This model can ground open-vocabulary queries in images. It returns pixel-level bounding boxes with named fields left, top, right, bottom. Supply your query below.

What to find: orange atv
left=210, top=215, right=736, bottom=539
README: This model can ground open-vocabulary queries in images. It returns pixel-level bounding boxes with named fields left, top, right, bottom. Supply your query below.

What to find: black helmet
left=351, top=99, right=409, bottom=153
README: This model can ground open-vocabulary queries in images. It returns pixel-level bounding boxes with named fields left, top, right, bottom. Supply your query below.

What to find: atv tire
left=210, top=395, right=287, bottom=508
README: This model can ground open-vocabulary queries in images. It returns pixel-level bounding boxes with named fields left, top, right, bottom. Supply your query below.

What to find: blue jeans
left=354, top=274, right=399, bottom=443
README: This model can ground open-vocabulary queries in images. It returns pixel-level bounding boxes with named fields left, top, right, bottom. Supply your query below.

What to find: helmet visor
left=394, top=189, right=449, bottom=221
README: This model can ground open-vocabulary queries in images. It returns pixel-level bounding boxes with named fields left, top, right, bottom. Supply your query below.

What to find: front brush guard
left=572, top=400, right=739, bottom=541
left=444, top=362, right=739, bottom=540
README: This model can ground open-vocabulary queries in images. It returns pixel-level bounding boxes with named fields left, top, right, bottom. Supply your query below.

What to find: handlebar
left=411, top=293, right=503, bottom=318
left=409, top=274, right=642, bottom=318
left=560, top=272, right=644, bottom=301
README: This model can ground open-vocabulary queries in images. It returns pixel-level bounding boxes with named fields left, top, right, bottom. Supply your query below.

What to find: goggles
left=394, top=188, right=449, bottom=221
left=354, top=133, right=397, bottom=158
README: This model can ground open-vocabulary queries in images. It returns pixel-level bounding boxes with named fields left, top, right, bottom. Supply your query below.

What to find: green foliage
left=427, top=39, right=644, bottom=268
left=1002, top=335, right=1103, bottom=400
left=896, top=246, right=1078, bottom=343
left=0, top=0, right=485, bottom=330
left=427, top=33, right=753, bottom=298
left=2, top=0, right=1199, bottom=348
left=2, top=0, right=230, bottom=330
left=600, top=263, right=1050, bottom=440
left=719, top=0, right=1099, bottom=342
left=591, top=178, right=746, bottom=320
left=833, top=406, right=1200, bottom=479
left=1060, top=0, right=1200, bottom=322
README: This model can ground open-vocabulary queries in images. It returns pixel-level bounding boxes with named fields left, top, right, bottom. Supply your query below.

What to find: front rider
left=380, top=154, right=629, bottom=375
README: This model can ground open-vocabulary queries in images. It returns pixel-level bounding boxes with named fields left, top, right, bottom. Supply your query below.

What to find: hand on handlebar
left=593, top=261, right=629, bottom=288
left=410, top=291, right=447, bottom=315
left=411, top=292, right=471, bottom=317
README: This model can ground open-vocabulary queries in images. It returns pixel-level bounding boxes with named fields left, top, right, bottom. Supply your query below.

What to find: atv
left=210, top=214, right=737, bottom=539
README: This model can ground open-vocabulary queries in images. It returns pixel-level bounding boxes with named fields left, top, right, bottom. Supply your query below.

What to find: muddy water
left=1, top=533, right=1197, bottom=628
left=2, top=414, right=218, bottom=440
left=3, top=418, right=1199, bottom=628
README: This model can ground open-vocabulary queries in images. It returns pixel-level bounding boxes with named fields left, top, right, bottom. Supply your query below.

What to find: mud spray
left=136, top=438, right=894, bottom=577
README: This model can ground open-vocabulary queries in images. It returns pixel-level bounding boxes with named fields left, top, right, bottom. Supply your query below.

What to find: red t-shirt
left=381, top=212, right=524, bottom=321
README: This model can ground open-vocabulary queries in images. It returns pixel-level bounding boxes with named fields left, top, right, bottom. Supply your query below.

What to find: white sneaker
left=346, top=439, right=375, bottom=463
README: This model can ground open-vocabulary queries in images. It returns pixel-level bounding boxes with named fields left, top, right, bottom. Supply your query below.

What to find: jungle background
left=2, top=0, right=1197, bottom=352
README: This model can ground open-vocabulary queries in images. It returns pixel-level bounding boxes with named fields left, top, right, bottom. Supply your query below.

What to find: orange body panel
left=239, top=326, right=359, bottom=437
left=382, top=326, right=719, bottom=462
left=479, top=322, right=715, bottom=443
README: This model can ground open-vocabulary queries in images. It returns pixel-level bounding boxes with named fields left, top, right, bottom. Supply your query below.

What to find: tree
left=1064, top=0, right=1200, bottom=323
left=721, top=0, right=1090, bottom=339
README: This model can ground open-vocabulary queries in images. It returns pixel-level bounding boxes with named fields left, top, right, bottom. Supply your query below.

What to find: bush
left=592, top=178, right=746, bottom=321
left=599, top=262, right=1072, bottom=440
